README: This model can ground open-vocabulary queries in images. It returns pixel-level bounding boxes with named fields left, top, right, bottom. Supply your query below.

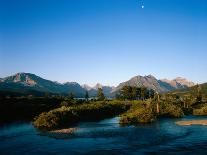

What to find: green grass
left=119, top=99, right=184, bottom=126
left=119, top=100, right=156, bottom=125
left=33, top=94, right=205, bottom=130
left=193, top=104, right=207, bottom=116
left=33, top=100, right=132, bottom=131
left=159, top=102, right=184, bottom=118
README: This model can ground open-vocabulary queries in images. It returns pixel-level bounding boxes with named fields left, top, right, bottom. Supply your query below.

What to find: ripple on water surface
left=1, top=116, right=207, bottom=154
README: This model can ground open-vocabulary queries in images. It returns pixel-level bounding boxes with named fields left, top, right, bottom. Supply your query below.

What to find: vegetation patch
left=119, top=100, right=157, bottom=125
left=193, top=105, right=207, bottom=116
left=120, top=99, right=184, bottom=126
left=159, top=102, right=184, bottom=118
left=33, top=100, right=131, bottom=131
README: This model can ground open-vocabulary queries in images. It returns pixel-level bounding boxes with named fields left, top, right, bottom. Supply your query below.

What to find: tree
left=154, top=92, right=160, bottom=114
left=148, top=89, right=155, bottom=99
left=44, top=92, right=49, bottom=98
left=136, top=87, right=141, bottom=100
left=132, top=87, right=139, bottom=100
left=97, top=88, right=105, bottom=101
left=196, top=84, right=202, bottom=103
left=60, top=101, right=70, bottom=107
left=85, top=91, right=89, bottom=101
left=120, top=86, right=133, bottom=100
left=140, top=87, right=147, bottom=100
left=68, top=92, right=74, bottom=100
left=119, top=86, right=151, bottom=101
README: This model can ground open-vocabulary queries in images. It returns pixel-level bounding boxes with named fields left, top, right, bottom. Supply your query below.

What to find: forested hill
left=169, top=83, right=207, bottom=97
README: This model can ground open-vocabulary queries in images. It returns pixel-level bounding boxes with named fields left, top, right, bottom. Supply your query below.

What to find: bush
left=120, top=108, right=156, bottom=125
left=33, top=106, right=78, bottom=131
left=193, top=105, right=207, bottom=116
left=119, top=99, right=184, bottom=126
left=119, top=101, right=156, bottom=125
left=33, top=101, right=132, bottom=131
left=182, top=107, right=193, bottom=115
left=160, top=103, right=184, bottom=118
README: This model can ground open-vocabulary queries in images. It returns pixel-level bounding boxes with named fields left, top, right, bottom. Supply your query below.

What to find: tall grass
left=33, top=100, right=131, bottom=131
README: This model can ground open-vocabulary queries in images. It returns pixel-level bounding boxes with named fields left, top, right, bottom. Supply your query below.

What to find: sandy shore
left=176, top=120, right=207, bottom=126
left=49, top=128, right=78, bottom=134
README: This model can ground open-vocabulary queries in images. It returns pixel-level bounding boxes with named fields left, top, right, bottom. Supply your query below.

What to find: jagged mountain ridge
left=113, top=75, right=195, bottom=93
left=160, top=77, right=195, bottom=89
left=0, top=73, right=195, bottom=97
left=0, top=73, right=86, bottom=97
left=88, top=84, right=115, bottom=97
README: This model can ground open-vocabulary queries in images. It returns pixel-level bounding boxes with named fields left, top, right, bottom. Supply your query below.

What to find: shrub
left=119, top=99, right=184, bottom=126
left=119, top=101, right=156, bottom=125
left=160, top=103, right=184, bottom=118
left=33, top=106, right=78, bottom=131
left=33, top=101, right=131, bottom=131
left=193, top=105, right=207, bottom=116
left=182, top=107, right=193, bottom=115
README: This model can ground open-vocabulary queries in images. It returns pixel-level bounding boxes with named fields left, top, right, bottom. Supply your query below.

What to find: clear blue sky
left=0, top=0, right=207, bottom=86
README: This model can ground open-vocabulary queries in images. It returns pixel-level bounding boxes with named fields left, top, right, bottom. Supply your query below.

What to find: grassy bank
left=32, top=88, right=207, bottom=131
left=33, top=100, right=132, bottom=131
left=193, top=104, right=207, bottom=116
left=33, top=99, right=187, bottom=130
left=119, top=99, right=184, bottom=126
left=119, top=100, right=156, bottom=125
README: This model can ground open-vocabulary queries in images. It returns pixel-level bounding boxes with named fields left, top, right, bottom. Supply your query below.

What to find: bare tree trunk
left=156, top=102, right=159, bottom=114
left=156, top=93, right=160, bottom=114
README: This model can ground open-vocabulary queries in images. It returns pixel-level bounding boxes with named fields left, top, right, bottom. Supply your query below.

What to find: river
left=1, top=116, right=207, bottom=154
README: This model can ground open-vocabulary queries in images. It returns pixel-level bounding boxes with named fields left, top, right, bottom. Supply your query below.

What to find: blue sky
left=0, top=0, right=207, bottom=86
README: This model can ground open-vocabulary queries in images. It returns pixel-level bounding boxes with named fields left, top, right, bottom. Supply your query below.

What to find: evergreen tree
left=68, top=92, right=74, bottom=100
left=148, top=89, right=155, bottom=99
left=97, top=88, right=105, bottom=101
left=85, top=91, right=89, bottom=101
left=119, top=86, right=150, bottom=100
left=140, top=87, right=147, bottom=100
left=44, top=92, right=49, bottom=98
left=196, top=84, right=202, bottom=103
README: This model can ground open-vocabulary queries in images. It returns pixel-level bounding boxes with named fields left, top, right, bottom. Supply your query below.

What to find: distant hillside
left=0, top=82, right=50, bottom=97
left=0, top=73, right=86, bottom=97
left=113, top=75, right=194, bottom=93
left=87, top=84, right=115, bottom=97
left=160, top=77, right=194, bottom=89
left=169, top=83, right=207, bottom=96
left=0, top=73, right=196, bottom=97
left=82, top=83, right=115, bottom=97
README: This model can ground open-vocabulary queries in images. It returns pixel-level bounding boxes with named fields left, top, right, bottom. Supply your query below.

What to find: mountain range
left=0, top=72, right=195, bottom=97
left=113, top=75, right=194, bottom=93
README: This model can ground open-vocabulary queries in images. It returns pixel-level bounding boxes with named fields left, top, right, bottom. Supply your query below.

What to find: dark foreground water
left=1, top=116, right=207, bottom=155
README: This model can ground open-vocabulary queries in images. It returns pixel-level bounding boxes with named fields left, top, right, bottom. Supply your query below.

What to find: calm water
left=1, top=116, right=207, bottom=155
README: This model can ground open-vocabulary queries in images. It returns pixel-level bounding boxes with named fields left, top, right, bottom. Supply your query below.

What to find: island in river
left=1, top=84, right=207, bottom=154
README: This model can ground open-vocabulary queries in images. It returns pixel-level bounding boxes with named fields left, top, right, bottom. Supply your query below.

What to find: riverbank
left=49, top=128, right=78, bottom=134
left=33, top=100, right=132, bottom=130
left=176, top=120, right=207, bottom=126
